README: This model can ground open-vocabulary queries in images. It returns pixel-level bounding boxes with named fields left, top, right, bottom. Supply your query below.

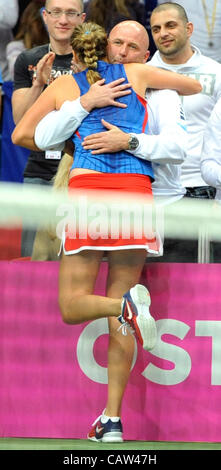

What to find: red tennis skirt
left=62, top=172, right=160, bottom=255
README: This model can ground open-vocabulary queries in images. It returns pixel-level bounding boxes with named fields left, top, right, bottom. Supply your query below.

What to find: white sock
left=101, top=412, right=120, bottom=423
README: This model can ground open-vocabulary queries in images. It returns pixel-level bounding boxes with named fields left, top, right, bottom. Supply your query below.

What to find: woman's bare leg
left=59, top=248, right=149, bottom=421
left=105, top=249, right=147, bottom=417
left=58, top=250, right=121, bottom=324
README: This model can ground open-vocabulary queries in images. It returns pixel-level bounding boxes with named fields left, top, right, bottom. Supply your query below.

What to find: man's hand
left=82, top=119, right=130, bottom=154
left=80, top=78, right=132, bottom=112
left=71, top=57, right=84, bottom=74
left=34, top=52, right=55, bottom=87
left=12, top=52, right=56, bottom=124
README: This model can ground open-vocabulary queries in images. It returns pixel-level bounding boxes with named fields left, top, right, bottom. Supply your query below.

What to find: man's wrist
left=80, top=91, right=95, bottom=112
left=128, top=134, right=139, bottom=150
left=32, top=79, right=45, bottom=91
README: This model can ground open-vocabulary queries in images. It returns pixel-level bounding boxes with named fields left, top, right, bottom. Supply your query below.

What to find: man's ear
left=144, top=50, right=150, bottom=63
left=186, top=21, right=194, bottom=38
left=42, top=8, right=47, bottom=27
left=81, top=13, right=86, bottom=23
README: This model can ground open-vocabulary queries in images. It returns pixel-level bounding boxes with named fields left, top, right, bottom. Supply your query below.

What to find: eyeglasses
left=45, top=9, right=82, bottom=19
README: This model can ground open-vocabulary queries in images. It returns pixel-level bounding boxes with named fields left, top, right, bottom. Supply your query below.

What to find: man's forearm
left=82, top=121, right=187, bottom=164
left=80, top=90, right=99, bottom=112
left=127, top=127, right=187, bottom=164
left=13, top=52, right=56, bottom=124
left=34, top=98, right=89, bottom=150
left=34, top=78, right=132, bottom=149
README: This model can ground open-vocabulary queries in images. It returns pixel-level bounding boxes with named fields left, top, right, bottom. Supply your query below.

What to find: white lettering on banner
left=76, top=318, right=221, bottom=386
left=196, top=321, right=221, bottom=385
left=76, top=318, right=137, bottom=384
left=142, top=319, right=191, bottom=386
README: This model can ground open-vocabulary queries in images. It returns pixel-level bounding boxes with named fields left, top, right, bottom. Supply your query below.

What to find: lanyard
left=201, top=0, right=218, bottom=46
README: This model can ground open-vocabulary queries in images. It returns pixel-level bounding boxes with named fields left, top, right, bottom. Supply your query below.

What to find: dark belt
left=185, top=186, right=216, bottom=199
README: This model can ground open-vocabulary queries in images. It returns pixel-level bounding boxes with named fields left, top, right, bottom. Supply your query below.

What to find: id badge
left=45, top=150, right=62, bottom=160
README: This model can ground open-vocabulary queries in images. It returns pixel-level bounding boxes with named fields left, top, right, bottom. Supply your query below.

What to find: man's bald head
left=108, top=21, right=150, bottom=64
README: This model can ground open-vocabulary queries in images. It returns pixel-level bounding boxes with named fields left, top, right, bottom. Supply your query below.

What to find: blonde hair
left=46, top=153, right=73, bottom=240
left=52, top=153, right=73, bottom=192
left=71, top=22, right=108, bottom=85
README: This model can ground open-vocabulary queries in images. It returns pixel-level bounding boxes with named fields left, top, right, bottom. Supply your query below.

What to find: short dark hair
left=45, top=0, right=84, bottom=11
left=151, top=2, right=189, bottom=24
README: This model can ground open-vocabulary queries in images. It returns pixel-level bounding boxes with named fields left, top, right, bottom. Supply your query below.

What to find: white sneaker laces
left=91, top=414, right=102, bottom=427
left=117, top=321, right=134, bottom=337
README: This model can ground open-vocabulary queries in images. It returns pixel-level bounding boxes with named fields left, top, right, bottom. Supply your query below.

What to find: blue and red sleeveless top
left=71, top=61, right=153, bottom=179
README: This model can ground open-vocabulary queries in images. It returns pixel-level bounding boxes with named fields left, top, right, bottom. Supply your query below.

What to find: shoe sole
left=130, top=284, right=157, bottom=351
left=88, top=432, right=123, bottom=443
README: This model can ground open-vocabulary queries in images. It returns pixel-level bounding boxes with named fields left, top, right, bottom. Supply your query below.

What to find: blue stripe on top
left=71, top=61, right=153, bottom=179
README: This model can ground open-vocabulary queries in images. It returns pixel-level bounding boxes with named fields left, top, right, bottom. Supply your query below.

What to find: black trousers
left=148, top=186, right=220, bottom=263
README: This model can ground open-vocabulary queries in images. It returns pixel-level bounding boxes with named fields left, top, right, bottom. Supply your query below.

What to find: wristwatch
left=128, top=134, right=139, bottom=150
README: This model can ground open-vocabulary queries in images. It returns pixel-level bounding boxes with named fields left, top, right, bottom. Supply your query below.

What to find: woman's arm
left=125, top=63, right=202, bottom=96
left=11, top=75, right=79, bottom=150
left=146, top=65, right=202, bottom=95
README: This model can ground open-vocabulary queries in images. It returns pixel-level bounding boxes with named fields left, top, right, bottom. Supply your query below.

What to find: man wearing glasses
left=12, top=0, right=86, bottom=124
left=12, top=1, right=86, bottom=257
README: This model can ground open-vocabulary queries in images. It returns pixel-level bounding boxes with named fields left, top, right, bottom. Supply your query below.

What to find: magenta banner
left=0, top=261, right=221, bottom=442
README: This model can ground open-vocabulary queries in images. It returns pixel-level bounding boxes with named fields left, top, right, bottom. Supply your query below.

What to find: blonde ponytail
left=71, top=22, right=108, bottom=85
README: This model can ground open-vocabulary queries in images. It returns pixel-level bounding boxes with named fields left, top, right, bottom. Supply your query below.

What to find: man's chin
left=158, top=45, right=178, bottom=56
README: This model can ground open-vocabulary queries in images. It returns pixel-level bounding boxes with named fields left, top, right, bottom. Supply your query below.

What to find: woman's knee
left=58, top=294, right=74, bottom=324
left=58, top=287, right=93, bottom=325
left=58, top=292, right=81, bottom=325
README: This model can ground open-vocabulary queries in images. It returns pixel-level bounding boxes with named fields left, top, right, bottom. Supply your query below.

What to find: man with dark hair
left=148, top=2, right=221, bottom=262
left=157, top=1, right=221, bottom=63
left=154, top=1, right=189, bottom=23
